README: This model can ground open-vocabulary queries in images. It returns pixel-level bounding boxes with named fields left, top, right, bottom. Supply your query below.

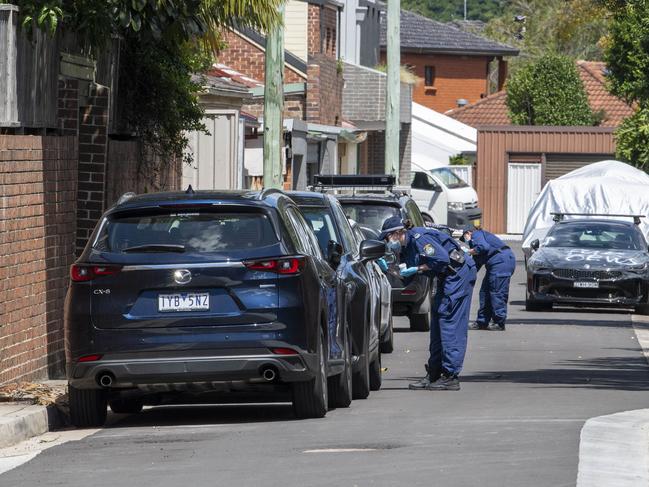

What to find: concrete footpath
left=0, top=402, right=64, bottom=449
left=576, top=315, right=649, bottom=486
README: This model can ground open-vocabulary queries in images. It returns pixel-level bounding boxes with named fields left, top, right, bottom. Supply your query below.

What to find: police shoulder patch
left=423, top=243, right=435, bottom=256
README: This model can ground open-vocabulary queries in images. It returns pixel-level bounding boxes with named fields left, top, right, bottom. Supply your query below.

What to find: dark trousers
left=428, top=265, right=476, bottom=376
left=476, top=250, right=515, bottom=326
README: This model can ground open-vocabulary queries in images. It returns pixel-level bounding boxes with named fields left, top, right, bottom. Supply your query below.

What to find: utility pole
left=385, top=0, right=400, bottom=181
left=263, top=4, right=285, bottom=189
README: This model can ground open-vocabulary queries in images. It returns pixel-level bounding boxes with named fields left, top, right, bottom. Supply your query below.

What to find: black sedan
left=526, top=218, right=649, bottom=313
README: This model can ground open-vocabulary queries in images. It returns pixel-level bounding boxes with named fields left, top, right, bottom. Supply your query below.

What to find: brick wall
left=57, top=79, right=79, bottom=137
left=76, top=85, right=109, bottom=254
left=387, top=53, right=491, bottom=113
left=218, top=29, right=305, bottom=84
left=243, top=94, right=306, bottom=121
left=359, top=124, right=412, bottom=184
left=307, top=53, right=343, bottom=126
left=0, top=136, right=78, bottom=384
left=308, top=4, right=321, bottom=56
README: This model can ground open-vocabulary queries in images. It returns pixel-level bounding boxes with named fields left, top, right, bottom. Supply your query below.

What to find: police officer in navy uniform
left=379, top=216, right=477, bottom=390
left=461, top=225, right=516, bottom=331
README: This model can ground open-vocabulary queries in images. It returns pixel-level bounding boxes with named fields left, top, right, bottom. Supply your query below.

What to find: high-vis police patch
left=423, top=244, right=435, bottom=256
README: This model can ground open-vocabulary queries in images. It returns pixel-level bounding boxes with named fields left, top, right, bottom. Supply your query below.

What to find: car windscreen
left=430, top=168, right=468, bottom=189
left=94, top=210, right=279, bottom=254
left=544, top=222, right=646, bottom=250
left=300, top=207, right=340, bottom=255
left=340, top=203, right=401, bottom=231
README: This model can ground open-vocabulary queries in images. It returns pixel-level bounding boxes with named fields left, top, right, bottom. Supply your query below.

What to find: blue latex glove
left=377, top=257, right=388, bottom=272
left=400, top=266, right=418, bottom=277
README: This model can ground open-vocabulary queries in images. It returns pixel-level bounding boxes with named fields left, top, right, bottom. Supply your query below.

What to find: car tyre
left=109, top=397, right=144, bottom=414
left=409, top=312, right=431, bottom=332
left=635, top=304, right=649, bottom=315
left=380, top=314, right=394, bottom=354
left=525, top=296, right=552, bottom=312
left=369, top=352, right=382, bottom=391
left=352, top=316, right=371, bottom=400
left=293, top=327, right=328, bottom=419
left=328, top=326, right=353, bottom=409
left=69, top=386, right=107, bottom=428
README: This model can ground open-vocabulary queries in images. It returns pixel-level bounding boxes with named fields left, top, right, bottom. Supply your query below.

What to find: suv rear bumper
left=68, top=351, right=317, bottom=390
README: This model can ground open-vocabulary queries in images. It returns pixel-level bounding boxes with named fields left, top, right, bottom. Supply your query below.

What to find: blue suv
left=65, top=189, right=385, bottom=426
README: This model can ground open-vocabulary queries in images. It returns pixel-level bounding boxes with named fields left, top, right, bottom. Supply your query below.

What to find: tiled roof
left=446, top=91, right=510, bottom=126
left=209, top=63, right=263, bottom=88
left=380, top=10, right=518, bottom=57
left=447, top=61, right=634, bottom=127
left=577, top=61, right=634, bottom=127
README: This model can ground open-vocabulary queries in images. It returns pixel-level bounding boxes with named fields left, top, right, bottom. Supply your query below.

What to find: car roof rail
left=258, top=188, right=284, bottom=200
left=116, top=192, right=136, bottom=205
left=551, top=212, right=645, bottom=225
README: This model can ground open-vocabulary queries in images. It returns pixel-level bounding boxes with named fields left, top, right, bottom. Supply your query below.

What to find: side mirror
left=360, top=239, right=387, bottom=261
left=327, top=240, right=343, bottom=268
left=530, top=239, right=540, bottom=251
left=432, top=183, right=443, bottom=193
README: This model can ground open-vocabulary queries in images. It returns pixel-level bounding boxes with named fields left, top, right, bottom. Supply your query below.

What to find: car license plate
left=573, top=281, right=599, bottom=289
left=158, top=293, right=210, bottom=312
left=472, top=218, right=480, bottom=227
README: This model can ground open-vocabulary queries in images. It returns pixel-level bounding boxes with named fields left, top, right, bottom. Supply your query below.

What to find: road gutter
left=575, top=314, right=649, bottom=487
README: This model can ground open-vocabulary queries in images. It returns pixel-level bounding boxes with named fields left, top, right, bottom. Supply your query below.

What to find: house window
left=424, top=66, right=436, bottom=87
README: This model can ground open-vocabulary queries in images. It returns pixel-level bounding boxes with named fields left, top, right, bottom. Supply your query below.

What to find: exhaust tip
left=97, top=372, right=114, bottom=388
left=261, top=366, right=277, bottom=382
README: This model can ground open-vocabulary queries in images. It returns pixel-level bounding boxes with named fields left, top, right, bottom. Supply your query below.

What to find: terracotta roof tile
left=447, top=61, right=634, bottom=127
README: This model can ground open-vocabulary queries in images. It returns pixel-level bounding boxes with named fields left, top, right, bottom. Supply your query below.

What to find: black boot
left=409, top=365, right=441, bottom=390
left=469, top=322, right=488, bottom=330
left=488, top=322, right=506, bottom=331
left=426, top=372, right=460, bottom=391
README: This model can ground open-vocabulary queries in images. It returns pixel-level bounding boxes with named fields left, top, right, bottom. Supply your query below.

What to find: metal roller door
left=543, top=154, right=612, bottom=184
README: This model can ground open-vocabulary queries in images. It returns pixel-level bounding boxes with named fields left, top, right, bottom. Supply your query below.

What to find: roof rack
left=258, top=188, right=284, bottom=200
left=551, top=212, right=645, bottom=225
left=311, top=174, right=409, bottom=197
left=314, top=174, right=396, bottom=188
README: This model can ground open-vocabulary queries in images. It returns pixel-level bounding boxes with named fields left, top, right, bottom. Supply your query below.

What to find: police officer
left=461, top=225, right=516, bottom=331
left=379, top=216, right=477, bottom=391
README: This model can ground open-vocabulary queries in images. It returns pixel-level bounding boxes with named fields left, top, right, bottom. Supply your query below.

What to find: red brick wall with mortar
left=307, top=54, right=343, bottom=126
left=76, top=84, right=109, bottom=254
left=218, top=29, right=306, bottom=84
left=57, top=79, right=79, bottom=137
left=380, top=52, right=491, bottom=113
left=0, top=136, right=78, bottom=384
left=243, top=95, right=306, bottom=121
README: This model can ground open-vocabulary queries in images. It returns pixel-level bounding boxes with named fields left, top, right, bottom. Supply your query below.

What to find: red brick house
left=380, top=10, right=518, bottom=113
left=216, top=1, right=346, bottom=188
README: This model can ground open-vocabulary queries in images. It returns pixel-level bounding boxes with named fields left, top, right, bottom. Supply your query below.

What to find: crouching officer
left=379, top=217, right=477, bottom=391
left=461, top=225, right=516, bottom=331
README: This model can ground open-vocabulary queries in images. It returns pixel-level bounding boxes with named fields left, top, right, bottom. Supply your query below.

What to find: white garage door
left=183, top=111, right=238, bottom=190
left=507, top=163, right=542, bottom=234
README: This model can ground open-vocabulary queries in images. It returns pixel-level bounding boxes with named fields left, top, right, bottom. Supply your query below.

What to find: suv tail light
left=71, top=264, right=122, bottom=282
left=244, top=257, right=306, bottom=275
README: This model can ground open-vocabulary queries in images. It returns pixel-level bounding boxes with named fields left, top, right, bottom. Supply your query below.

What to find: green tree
left=484, top=0, right=610, bottom=71
left=506, top=53, right=595, bottom=125
left=12, top=0, right=283, bottom=161
left=604, top=0, right=649, bottom=170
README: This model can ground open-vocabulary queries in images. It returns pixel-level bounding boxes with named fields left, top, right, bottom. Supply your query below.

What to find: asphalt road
left=3, top=244, right=649, bottom=486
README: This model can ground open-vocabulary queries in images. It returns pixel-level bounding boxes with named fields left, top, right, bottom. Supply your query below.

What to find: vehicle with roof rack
left=310, top=174, right=434, bottom=332
left=64, top=187, right=380, bottom=426
left=526, top=212, right=649, bottom=313
left=288, top=190, right=387, bottom=398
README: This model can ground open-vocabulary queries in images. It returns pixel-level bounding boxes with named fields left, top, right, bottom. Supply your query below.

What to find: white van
left=410, top=167, right=482, bottom=229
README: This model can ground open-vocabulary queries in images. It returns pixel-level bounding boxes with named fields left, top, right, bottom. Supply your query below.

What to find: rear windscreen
left=94, top=211, right=278, bottom=253
left=341, top=204, right=400, bottom=231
